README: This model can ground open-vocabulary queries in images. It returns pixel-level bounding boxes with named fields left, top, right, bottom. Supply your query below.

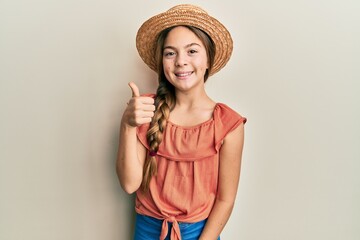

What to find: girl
left=117, top=4, right=246, bottom=240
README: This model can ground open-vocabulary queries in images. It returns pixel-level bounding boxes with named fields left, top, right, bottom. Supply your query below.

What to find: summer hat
left=136, top=4, right=233, bottom=76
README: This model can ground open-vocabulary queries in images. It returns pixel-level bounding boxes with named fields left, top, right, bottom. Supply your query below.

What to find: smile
left=175, top=71, right=193, bottom=77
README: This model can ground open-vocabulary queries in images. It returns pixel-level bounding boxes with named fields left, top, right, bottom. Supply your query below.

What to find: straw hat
left=136, top=4, right=233, bottom=76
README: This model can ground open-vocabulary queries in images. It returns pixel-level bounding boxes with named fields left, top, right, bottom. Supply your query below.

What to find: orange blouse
left=136, top=102, right=246, bottom=240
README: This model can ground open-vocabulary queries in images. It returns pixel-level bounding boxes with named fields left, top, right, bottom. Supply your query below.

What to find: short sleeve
left=214, top=103, right=246, bottom=151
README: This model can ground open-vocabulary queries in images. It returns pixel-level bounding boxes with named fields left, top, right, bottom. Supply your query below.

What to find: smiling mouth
left=175, top=71, right=193, bottom=77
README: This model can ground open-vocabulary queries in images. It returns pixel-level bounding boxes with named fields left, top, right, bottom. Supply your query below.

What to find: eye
left=189, top=49, right=198, bottom=54
left=164, top=51, right=175, bottom=57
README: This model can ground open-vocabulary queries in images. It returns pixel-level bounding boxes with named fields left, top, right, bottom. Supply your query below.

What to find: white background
left=1, top=0, right=359, bottom=239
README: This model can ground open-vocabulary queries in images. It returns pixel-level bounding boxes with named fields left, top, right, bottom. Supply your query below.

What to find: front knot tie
left=160, top=216, right=181, bottom=240
left=167, top=216, right=176, bottom=222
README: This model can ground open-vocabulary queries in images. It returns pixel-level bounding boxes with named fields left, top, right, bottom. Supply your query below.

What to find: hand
left=122, top=82, right=155, bottom=127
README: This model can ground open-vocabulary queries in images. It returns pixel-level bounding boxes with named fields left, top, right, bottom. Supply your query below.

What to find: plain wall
left=1, top=0, right=359, bottom=239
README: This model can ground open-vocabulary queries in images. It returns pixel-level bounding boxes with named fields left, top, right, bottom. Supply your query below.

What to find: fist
left=122, top=82, right=155, bottom=127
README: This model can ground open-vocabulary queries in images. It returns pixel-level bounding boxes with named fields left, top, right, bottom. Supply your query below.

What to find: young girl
left=117, top=4, right=246, bottom=240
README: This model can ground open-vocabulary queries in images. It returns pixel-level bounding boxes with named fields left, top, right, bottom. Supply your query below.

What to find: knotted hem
left=160, top=216, right=182, bottom=240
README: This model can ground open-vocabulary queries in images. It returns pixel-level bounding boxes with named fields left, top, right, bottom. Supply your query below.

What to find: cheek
left=163, top=60, right=174, bottom=71
left=163, top=65, right=172, bottom=79
left=163, top=57, right=173, bottom=65
left=163, top=65, right=172, bottom=73
left=195, top=58, right=208, bottom=71
left=196, top=53, right=209, bottom=68
left=162, top=59, right=169, bottom=68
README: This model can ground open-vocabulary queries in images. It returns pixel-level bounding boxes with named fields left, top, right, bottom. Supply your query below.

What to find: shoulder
left=214, top=103, right=247, bottom=124
left=214, top=103, right=246, bottom=150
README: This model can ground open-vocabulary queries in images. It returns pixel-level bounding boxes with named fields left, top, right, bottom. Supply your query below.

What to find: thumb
left=128, top=82, right=140, bottom=97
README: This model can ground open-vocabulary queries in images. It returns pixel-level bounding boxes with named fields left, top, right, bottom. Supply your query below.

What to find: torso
left=135, top=102, right=246, bottom=223
left=168, top=101, right=217, bottom=127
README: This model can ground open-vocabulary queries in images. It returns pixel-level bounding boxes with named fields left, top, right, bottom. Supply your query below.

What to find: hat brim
left=136, top=4, right=233, bottom=76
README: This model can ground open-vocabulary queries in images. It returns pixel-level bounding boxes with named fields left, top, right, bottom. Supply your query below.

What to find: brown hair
left=141, top=26, right=216, bottom=192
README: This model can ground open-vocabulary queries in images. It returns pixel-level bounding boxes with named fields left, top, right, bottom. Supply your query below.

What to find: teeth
left=176, top=72, right=192, bottom=77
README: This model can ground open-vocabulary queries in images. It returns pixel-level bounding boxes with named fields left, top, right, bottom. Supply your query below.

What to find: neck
left=174, top=86, right=211, bottom=109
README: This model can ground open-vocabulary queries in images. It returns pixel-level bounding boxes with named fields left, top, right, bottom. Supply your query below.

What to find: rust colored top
left=136, top=102, right=246, bottom=240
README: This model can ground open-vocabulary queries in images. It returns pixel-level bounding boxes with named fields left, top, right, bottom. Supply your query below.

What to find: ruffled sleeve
left=214, top=103, right=247, bottom=151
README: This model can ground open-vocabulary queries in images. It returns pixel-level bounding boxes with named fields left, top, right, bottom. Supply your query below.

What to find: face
left=162, top=26, right=209, bottom=92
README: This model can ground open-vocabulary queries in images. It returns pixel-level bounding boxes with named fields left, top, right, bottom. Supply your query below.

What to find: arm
left=116, top=82, right=155, bottom=194
left=199, top=123, right=245, bottom=239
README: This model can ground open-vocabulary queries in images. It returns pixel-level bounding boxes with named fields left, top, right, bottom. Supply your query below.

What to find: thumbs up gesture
left=122, top=82, right=155, bottom=127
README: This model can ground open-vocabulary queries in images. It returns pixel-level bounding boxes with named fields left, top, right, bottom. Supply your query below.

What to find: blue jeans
left=134, top=213, right=220, bottom=240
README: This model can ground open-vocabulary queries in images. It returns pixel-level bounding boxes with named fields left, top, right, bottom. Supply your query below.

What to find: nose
left=175, top=52, right=187, bottom=67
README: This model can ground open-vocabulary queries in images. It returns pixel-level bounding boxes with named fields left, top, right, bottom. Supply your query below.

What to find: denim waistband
left=134, top=213, right=220, bottom=240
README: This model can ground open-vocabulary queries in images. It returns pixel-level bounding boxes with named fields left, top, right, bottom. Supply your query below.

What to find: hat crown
left=167, top=4, right=208, bottom=15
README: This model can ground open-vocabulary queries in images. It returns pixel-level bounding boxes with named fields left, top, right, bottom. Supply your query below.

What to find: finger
left=137, top=117, right=153, bottom=125
left=140, top=97, right=155, bottom=105
left=140, top=110, right=155, bottom=118
left=133, top=108, right=155, bottom=118
left=141, top=104, right=156, bottom=112
left=128, top=82, right=140, bottom=97
left=128, top=97, right=155, bottom=109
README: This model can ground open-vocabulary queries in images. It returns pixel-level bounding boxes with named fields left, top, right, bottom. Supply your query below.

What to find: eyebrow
left=163, top=42, right=202, bottom=50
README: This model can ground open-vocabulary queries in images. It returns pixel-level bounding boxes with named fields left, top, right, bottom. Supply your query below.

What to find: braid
left=142, top=80, right=175, bottom=192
